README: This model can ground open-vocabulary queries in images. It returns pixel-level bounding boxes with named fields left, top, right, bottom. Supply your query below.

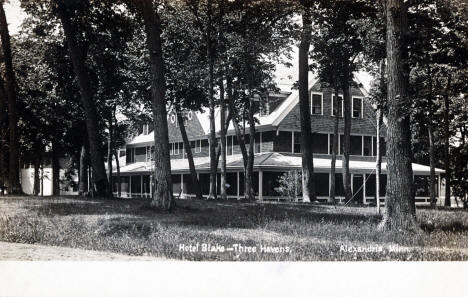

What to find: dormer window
left=331, top=94, right=343, bottom=117
left=352, top=97, right=363, bottom=118
left=311, top=93, right=323, bottom=115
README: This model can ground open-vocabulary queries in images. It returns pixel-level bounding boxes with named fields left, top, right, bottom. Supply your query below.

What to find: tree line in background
left=0, top=0, right=466, bottom=230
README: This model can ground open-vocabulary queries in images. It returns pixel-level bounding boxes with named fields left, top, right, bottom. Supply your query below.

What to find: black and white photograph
left=0, top=0, right=467, bottom=295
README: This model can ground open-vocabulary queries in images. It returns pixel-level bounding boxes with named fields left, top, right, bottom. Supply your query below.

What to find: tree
left=185, top=0, right=220, bottom=199
left=405, top=0, right=468, bottom=209
left=0, top=1, right=21, bottom=194
left=161, top=2, right=210, bottom=201
left=54, top=0, right=110, bottom=197
left=0, top=78, right=7, bottom=194
left=379, top=0, right=417, bottom=231
left=310, top=0, right=375, bottom=203
left=224, top=0, right=293, bottom=200
left=298, top=2, right=316, bottom=203
left=131, top=0, right=173, bottom=210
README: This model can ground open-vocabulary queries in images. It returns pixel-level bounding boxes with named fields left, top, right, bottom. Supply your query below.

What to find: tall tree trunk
left=0, top=81, right=6, bottom=193
left=139, top=1, right=173, bottom=210
left=342, top=81, right=352, bottom=202
left=380, top=0, right=417, bottom=231
left=78, top=144, right=88, bottom=195
left=51, top=142, right=60, bottom=196
left=376, top=59, right=385, bottom=214
left=227, top=78, right=249, bottom=200
left=427, top=68, right=436, bottom=208
left=376, top=108, right=382, bottom=213
left=177, top=110, right=203, bottom=200
left=298, top=7, right=316, bottom=203
left=219, top=79, right=227, bottom=200
left=374, top=59, right=387, bottom=214
left=227, top=78, right=248, bottom=168
left=206, top=0, right=217, bottom=200
left=444, top=74, right=452, bottom=207
left=107, top=116, right=113, bottom=197
left=329, top=87, right=340, bottom=203
left=88, top=165, right=93, bottom=197
left=428, top=124, right=436, bottom=207
left=0, top=3, right=20, bottom=194
left=113, top=149, right=120, bottom=198
left=214, top=110, right=232, bottom=169
left=245, top=98, right=255, bottom=201
left=33, top=151, right=41, bottom=196
left=40, top=162, right=44, bottom=197
left=56, top=2, right=110, bottom=197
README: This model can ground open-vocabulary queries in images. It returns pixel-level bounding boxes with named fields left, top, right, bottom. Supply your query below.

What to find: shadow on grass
left=174, top=202, right=383, bottom=230
left=31, top=199, right=148, bottom=217
left=420, top=220, right=468, bottom=233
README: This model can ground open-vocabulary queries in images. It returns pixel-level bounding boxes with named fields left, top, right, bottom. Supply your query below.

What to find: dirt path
left=0, top=241, right=165, bottom=261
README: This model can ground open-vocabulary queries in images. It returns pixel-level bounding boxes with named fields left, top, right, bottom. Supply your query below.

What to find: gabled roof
left=270, top=74, right=318, bottom=126
left=127, top=71, right=372, bottom=146
left=128, top=132, right=154, bottom=146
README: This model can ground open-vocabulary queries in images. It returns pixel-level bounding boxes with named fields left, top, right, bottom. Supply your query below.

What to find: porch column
left=291, top=131, right=294, bottom=153
left=140, top=175, right=143, bottom=197
left=129, top=176, right=132, bottom=198
left=150, top=174, right=153, bottom=199
left=237, top=171, right=240, bottom=199
left=181, top=174, right=184, bottom=196
left=259, top=170, right=263, bottom=201
left=363, top=174, right=366, bottom=204
left=438, top=174, right=442, bottom=205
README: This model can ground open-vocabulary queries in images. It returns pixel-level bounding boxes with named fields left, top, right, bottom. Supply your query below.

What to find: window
left=329, top=134, right=343, bottom=155
left=350, top=135, right=363, bottom=156
left=149, top=146, right=154, bottom=161
left=312, top=133, right=328, bottom=154
left=191, top=139, right=202, bottom=153
left=293, top=132, right=301, bottom=153
left=363, top=136, right=372, bottom=156
left=255, top=133, right=261, bottom=153
left=332, top=95, right=343, bottom=117
left=311, top=93, right=323, bottom=115
left=274, top=131, right=292, bottom=153
left=170, top=114, right=177, bottom=125
left=339, top=134, right=344, bottom=155
left=352, top=97, right=363, bottom=118
left=227, top=136, right=233, bottom=155
left=170, top=143, right=180, bottom=155
left=372, top=137, right=387, bottom=156
left=134, top=146, right=146, bottom=162
left=126, top=147, right=134, bottom=163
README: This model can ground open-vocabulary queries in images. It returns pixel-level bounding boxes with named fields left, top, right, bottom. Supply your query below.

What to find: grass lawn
left=0, top=195, right=467, bottom=260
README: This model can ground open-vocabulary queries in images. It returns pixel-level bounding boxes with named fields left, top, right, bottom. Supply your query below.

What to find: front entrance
left=352, top=174, right=364, bottom=204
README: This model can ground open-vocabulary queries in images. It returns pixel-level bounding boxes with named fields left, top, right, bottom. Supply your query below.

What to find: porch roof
left=115, top=152, right=444, bottom=175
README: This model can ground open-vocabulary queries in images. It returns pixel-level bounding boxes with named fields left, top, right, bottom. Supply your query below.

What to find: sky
left=4, top=0, right=26, bottom=36
left=273, top=46, right=373, bottom=92
left=2, top=0, right=373, bottom=90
